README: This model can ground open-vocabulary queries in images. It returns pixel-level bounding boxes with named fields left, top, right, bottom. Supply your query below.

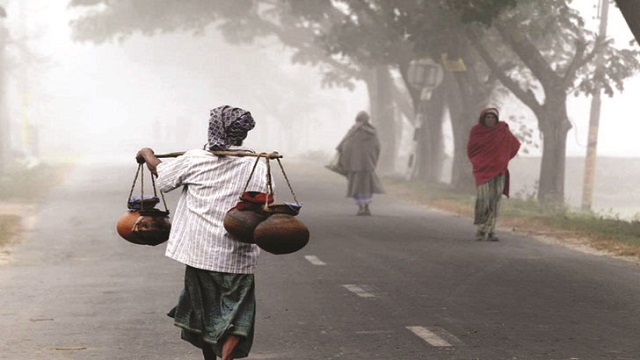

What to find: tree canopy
left=69, top=0, right=640, bottom=205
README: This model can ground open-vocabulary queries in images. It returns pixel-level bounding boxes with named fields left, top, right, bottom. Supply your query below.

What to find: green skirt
left=168, top=266, right=256, bottom=359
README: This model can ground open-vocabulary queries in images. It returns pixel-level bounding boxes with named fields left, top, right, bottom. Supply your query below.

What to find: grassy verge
left=0, top=215, right=21, bottom=248
left=382, top=176, right=640, bottom=259
left=0, top=161, right=74, bottom=247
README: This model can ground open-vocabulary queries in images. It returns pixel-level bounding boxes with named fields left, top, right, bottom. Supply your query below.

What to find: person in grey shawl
left=337, top=110, right=385, bottom=215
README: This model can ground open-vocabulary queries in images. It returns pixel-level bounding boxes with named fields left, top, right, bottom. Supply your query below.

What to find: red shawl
left=467, top=108, right=521, bottom=197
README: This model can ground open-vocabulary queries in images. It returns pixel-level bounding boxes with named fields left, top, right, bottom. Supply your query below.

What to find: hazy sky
left=7, top=1, right=368, bottom=162
left=4, top=0, right=640, bottom=164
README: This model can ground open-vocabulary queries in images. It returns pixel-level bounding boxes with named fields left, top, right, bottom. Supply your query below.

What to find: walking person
left=467, top=107, right=521, bottom=241
left=136, top=105, right=268, bottom=360
left=336, top=110, right=384, bottom=216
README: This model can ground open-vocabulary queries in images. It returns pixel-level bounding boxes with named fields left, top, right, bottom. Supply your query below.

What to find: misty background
left=2, top=1, right=640, bottom=217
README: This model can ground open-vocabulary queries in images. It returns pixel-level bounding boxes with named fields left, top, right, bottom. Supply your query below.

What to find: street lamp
left=407, top=58, right=444, bottom=101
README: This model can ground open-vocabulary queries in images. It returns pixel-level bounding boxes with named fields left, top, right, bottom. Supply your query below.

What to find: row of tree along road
left=68, top=0, right=640, bottom=207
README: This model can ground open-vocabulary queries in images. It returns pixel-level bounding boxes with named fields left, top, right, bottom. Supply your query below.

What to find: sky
left=4, top=1, right=368, bottom=163
left=3, top=0, right=640, bottom=165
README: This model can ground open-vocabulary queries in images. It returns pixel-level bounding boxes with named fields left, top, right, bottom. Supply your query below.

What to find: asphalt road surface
left=1, top=160, right=640, bottom=360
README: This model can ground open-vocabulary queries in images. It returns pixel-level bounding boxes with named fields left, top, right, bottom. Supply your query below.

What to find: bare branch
left=465, top=28, right=542, bottom=113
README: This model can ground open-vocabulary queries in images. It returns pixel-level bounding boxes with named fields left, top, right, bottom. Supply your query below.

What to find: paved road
left=1, top=160, right=640, bottom=360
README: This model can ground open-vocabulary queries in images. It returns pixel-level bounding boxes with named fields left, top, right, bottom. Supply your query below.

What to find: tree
left=70, top=0, right=420, bottom=173
left=457, top=0, right=640, bottom=205
left=615, top=0, right=640, bottom=42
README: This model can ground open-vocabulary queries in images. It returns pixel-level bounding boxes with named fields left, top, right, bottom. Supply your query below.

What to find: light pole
left=581, top=0, right=609, bottom=211
left=405, top=58, right=444, bottom=180
left=0, top=6, right=7, bottom=174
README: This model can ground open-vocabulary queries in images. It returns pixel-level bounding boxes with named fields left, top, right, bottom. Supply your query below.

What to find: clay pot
left=117, top=210, right=140, bottom=243
left=254, top=204, right=309, bottom=255
left=117, top=209, right=171, bottom=246
left=224, top=205, right=268, bottom=243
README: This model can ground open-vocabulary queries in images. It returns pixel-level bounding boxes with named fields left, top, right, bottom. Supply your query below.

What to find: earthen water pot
left=224, top=205, right=269, bottom=243
left=117, top=209, right=171, bottom=246
left=254, top=204, right=309, bottom=254
left=117, top=210, right=141, bottom=243
left=132, top=210, right=171, bottom=246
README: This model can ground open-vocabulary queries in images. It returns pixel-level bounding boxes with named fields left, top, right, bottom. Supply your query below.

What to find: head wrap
left=355, top=111, right=370, bottom=123
left=208, top=105, right=255, bottom=150
left=479, top=107, right=499, bottom=126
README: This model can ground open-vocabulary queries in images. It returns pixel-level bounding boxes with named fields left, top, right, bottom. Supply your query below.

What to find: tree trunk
left=366, top=66, right=396, bottom=174
left=535, top=95, right=572, bottom=205
left=447, top=71, right=492, bottom=190
left=415, top=83, right=446, bottom=182
left=0, top=36, right=6, bottom=175
left=615, top=0, right=640, bottom=43
left=447, top=74, right=474, bottom=190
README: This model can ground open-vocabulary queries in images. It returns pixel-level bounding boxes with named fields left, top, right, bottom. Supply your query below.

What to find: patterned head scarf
left=208, top=105, right=255, bottom=150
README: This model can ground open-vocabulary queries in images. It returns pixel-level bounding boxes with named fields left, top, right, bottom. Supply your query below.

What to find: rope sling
left=126, top=163, right=170, bottom=215
left=117, top=150, right=309, bottom=254
left=117, top=163, right=171, bottom=246
left=156, top=150, right=301, bottom=211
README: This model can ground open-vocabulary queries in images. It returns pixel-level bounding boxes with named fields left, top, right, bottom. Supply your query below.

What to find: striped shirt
left=155, top=148, right=268, bottom=273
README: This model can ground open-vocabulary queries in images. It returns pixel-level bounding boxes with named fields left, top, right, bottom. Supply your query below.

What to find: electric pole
left=0, top=4, right=7, bottom=174
left=581, top=0, right=609, bottom=211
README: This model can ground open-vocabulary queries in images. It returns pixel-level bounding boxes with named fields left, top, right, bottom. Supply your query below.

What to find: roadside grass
left=382, top=176, right=640, bottom=259
left=0, top=161, right=74, bottom=247
left=0, top=215, right=21, bottom=248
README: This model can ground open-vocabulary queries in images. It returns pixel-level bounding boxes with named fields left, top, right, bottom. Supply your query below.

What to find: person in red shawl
left=467, top=108, right=521, bottom=241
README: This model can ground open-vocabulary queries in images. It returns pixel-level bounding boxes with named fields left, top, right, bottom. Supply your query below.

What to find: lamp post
left=581, top=0, right=609, bottom=211
left=407, top=58, right=444, bottom=101
left=405, top=58, right=444, bottom=180
left=0, top=6, right=7, bottom=174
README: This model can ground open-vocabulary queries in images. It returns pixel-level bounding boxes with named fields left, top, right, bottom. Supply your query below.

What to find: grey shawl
left=336, top=122, right=381, bottom=172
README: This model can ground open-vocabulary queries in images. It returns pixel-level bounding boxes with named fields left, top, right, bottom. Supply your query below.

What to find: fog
left=4, top=2, right=640, bottom=187
left=2, top=1, right=638, bottom=166
left=4, top=1, right=369, bottom=164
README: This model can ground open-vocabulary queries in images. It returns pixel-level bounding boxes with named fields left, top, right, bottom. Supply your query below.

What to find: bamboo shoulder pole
left=155, top=150, right=283, bottom=159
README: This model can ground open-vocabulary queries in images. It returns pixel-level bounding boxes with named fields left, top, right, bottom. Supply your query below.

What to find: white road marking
left=406, top=326, right=453, bottom=347
left=342, top=284, right=376, bottom=298
left=304, top=255, right=326, bottom=266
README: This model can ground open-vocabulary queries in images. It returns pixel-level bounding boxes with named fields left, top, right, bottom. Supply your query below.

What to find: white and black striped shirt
left=156, top=148, right=268, bottom=273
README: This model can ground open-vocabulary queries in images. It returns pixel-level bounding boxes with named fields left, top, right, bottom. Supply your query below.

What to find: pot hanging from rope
left=153, top=150, right=309, bottom=253
left=116, top=164, right=171, bottom=246
left=226, top=155, right=310, bottom=254
left=254, top=203, right=309, bottom=255
left=223, top=191, right=273, bottom=244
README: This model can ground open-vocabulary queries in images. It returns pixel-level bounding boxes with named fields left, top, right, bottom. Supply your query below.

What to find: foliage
left=68, top=0, right=640, bottom=205
left=506, top=114, right=538, bottom=155
left=68, top=0, right=363, bottom=89
left=69, top=0, right=254, bottom=43
left=444, top=0, right=521, bottom=26
left=460, top=0, right=640, bottom=205
left=483, top=0, right=640, bottom=100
